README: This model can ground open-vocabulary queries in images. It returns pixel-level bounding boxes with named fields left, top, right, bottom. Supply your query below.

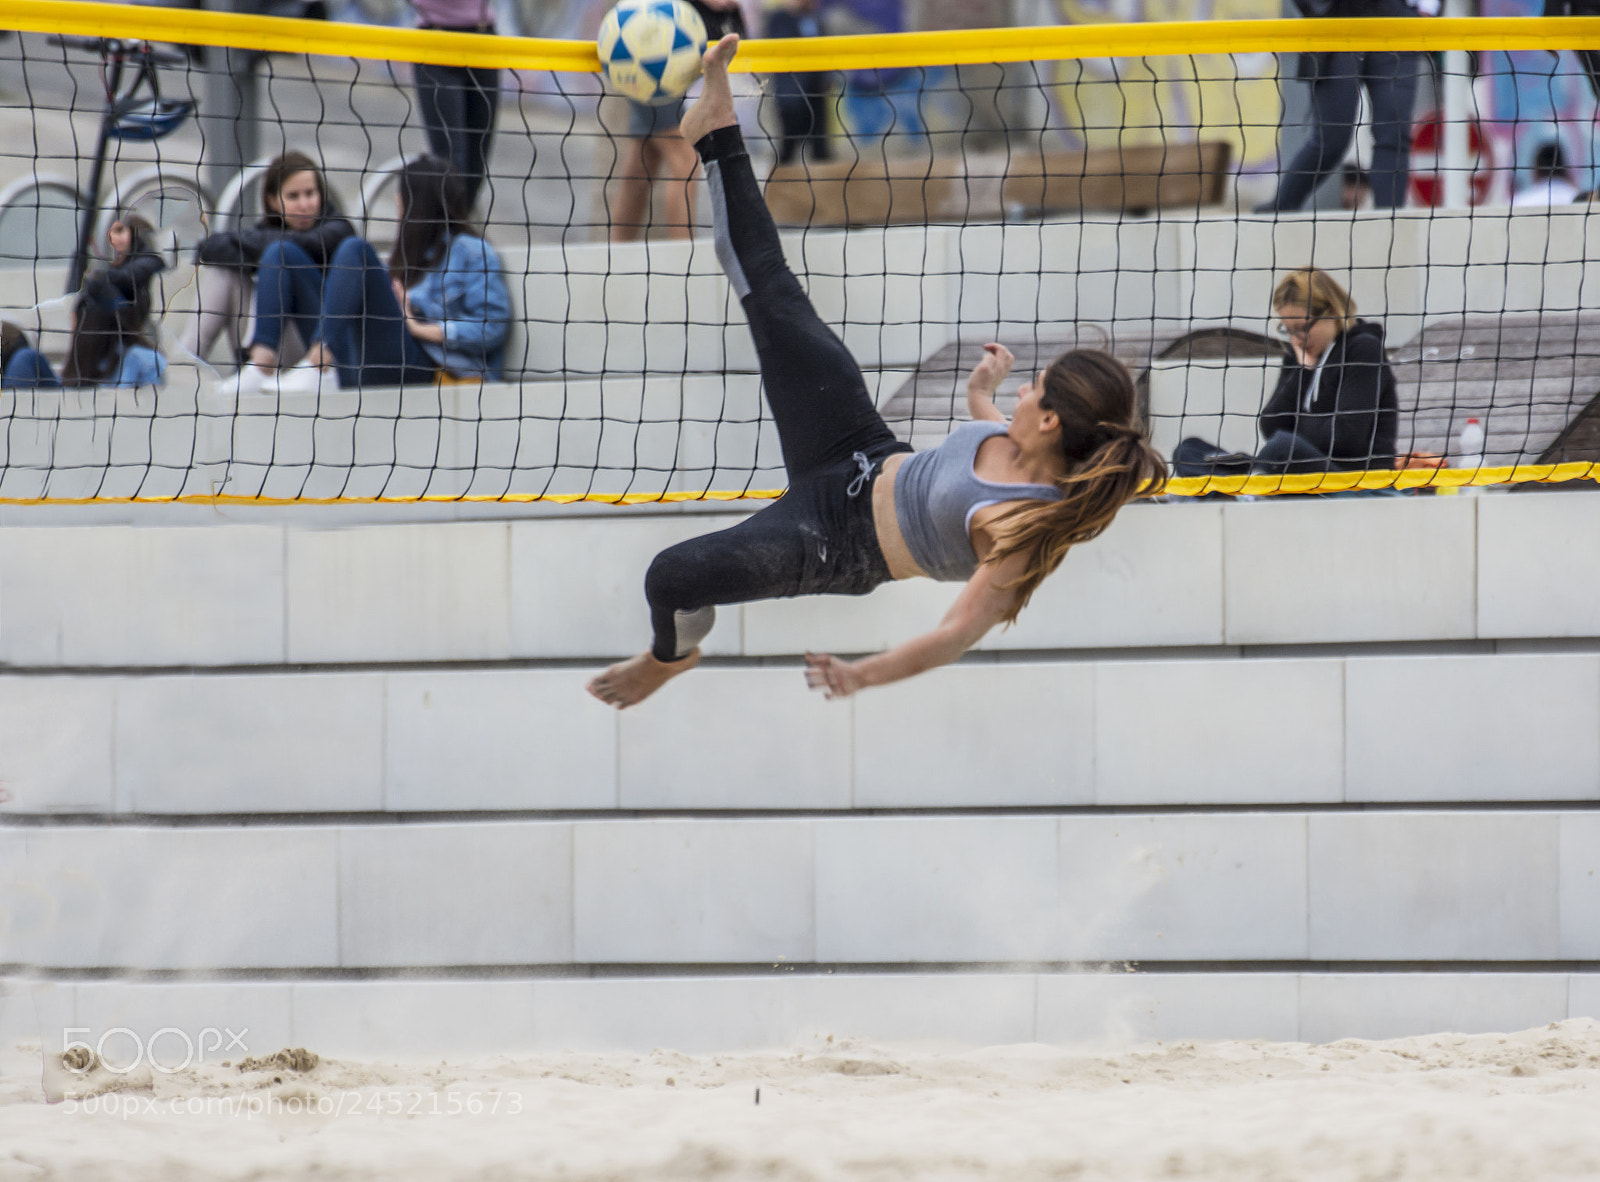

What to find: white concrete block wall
left=1296, top=975, right=1576, bottom=1044
left=1344, top=655, right=1600, bottom=802
left=1559, top=814, right=1600, bottom=960
left=339, top=824, right=574, bottom=967
left=1094, top=658, right=1344, bottom=805
left=1034, top=972, right=1302, bottom=1044
left=1308, top=813, right=1561, bottom=960
left=0, top=827, right=339, bottom=970
left=6, top=493, right=1600, bottom=669
left=853, top=662, right=1095, bottom=808
left=1478, top=493, right=1600, bottom=639
left=384, top=669, right=618, bottom=811
left=3, top=812, right=1594, bottom=970
left=115, top=673, right=385, bottom=814
left=4, top=971, right=1595, bottom=1057
left=0, top=523, right=286, bottom=666
left=2, top=648, right=1599, bottom=815
left=617, top=669, right=852, bottom=809
left=0, top=677, right=115, bottom=812
left=1222, top=497, right=1478, bottom=644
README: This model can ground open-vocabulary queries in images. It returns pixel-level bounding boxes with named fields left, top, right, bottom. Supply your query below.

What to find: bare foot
left=302, top=342, right=336, bottom=371
left=679, top=34, right=740, bottom=146
left=587, top=648, right=701, bottom=708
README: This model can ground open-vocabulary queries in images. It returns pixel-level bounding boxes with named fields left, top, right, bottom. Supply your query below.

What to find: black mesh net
left=0, top=11, right=1597, bottom=501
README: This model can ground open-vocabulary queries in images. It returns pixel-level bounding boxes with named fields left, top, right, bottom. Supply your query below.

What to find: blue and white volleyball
left=597, top=0, right=708, bottom=106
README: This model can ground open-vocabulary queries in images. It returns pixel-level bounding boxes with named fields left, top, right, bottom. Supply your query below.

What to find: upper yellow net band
left=11, top=1, right=1600, bottom=72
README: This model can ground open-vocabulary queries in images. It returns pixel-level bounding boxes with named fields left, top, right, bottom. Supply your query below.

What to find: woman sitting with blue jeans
left=195, top=151, right=356, bottom=384
left=2, top=268, right=166, bottom=390
left=290, top=156, right=510, bottom=390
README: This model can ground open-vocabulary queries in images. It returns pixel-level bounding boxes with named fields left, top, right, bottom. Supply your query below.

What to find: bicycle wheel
left=0, top=175, right=84, bottom=272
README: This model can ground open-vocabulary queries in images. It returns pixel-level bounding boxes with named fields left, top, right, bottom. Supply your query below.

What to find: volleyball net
left=2, top=1, right=1600, bottom=503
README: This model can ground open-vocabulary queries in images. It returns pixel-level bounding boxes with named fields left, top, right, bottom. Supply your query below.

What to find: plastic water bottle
left=1457, top=417, right=1485, bottom=496
left=1457, top=417, right=1485, bottom=469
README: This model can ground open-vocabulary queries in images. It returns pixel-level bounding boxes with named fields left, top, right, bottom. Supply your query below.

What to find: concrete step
left=0, top=492, right=1598, bottom=669
left=4, top=970, right=1594, bottom=1057
left=2, top=811, right=1596, bottom=971
left=5, top=647, right=1600, bottom=816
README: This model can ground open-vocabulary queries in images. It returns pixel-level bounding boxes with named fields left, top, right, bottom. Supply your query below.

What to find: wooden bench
left=882, top=316, right=1600, bottom=470
left=763, top=141, right=1234, bottom=228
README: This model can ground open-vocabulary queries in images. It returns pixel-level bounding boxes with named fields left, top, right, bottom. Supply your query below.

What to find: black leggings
left=645, top=126, right=910, bottom=662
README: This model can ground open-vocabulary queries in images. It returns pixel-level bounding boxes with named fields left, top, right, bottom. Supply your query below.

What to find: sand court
left=4, top=1019, right=1600, bottom=1180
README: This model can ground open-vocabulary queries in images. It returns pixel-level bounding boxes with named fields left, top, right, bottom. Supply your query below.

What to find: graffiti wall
left=1048, top=0, right=1282, bottom=170
left=1479, top=0, right=1598, bottom=200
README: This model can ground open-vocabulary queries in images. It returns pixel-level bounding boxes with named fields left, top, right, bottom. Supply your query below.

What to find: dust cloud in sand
left=4, top=1019, right=1600, bottom=1180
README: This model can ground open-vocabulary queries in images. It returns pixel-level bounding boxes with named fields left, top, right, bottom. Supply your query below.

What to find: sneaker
left=215, top=365, right=269, bottom=399
left=272, top=365, right=333, bottom=396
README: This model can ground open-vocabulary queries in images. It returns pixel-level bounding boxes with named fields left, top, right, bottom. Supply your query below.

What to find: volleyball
left=597, top=0, right=708, bottom=106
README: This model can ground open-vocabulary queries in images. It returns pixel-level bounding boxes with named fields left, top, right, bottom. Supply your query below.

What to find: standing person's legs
left=611, top=99, right=689, bottom=241
left=775, top=90, right=809, bottom=164
left=804, top=84, right=833, bottom=160
left=1267, top=53, right=1362, bottom=212
left=611, top=136, right=653, bottom=241
left=413, top=61, right=464, bottom=165
left=653, top=132, right=700, bottom=240
left=315, top=237, right=437, bottom=388
left=459, top=66, right=501, bottom=208
left=694, top=121, right=904, bottom=480
left=1363, top=50, right=1421, bottom=209
left=414, top=62, right=498, bottom=206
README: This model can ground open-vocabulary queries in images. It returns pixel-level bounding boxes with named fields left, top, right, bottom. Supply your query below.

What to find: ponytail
left=982, top=351, right=1169, bottom=623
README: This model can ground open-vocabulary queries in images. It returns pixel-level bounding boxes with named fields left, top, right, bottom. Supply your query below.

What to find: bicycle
left=0, top=36, right=201, bottom=294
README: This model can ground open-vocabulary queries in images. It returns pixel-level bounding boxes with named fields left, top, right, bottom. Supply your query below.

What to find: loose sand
left=4, top=1020, right=1600, bottom=1180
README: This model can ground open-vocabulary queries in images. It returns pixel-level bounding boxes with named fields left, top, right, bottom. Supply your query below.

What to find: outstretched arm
left=966, top=342, right=1012, bottom=423
left=804, top=550, right=1028, bottom=698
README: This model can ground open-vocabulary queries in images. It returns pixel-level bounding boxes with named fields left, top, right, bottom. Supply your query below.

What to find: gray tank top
left=893, top=420, right=1063, bottom=582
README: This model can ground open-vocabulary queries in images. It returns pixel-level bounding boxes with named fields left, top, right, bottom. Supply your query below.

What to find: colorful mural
left=1049, top=0, right=1282, bottom=170
left=1478, top=0, right=1599, bottom=199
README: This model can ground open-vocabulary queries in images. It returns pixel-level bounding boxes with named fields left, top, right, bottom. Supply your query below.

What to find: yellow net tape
left=11, top=2, right=1600, bottom=73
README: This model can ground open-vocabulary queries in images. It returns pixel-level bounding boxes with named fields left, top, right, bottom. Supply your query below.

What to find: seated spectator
left=253, top=155, right=510, bottom=393
left=1512, top=141, right=1579, bottom=207
left=2, top=269, right=167, bottom=390
left=187, top=151, right=356, bottom=371
left=105, top=213, right=166, bottom=307
left=1173, top=267, right=1398, bottom=476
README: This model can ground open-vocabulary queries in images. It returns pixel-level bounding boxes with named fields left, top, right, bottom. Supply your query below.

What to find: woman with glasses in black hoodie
left=1173, top=268, right=1399, bottom=476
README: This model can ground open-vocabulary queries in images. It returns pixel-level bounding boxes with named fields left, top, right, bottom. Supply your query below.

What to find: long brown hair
left=61, top=270, right=154, bottom=387
left=983, top=349, right=1168, bottom=623
left=388, top=156, right=473, bottom=289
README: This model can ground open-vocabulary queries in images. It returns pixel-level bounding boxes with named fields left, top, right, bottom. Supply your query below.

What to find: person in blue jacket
left=2, top=268, right=167, bottom=390
left=291, top=156, right=510, bottom=389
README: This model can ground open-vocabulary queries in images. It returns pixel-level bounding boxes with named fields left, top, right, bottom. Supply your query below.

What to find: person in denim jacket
left=290, top=156, right=510, bottom=390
